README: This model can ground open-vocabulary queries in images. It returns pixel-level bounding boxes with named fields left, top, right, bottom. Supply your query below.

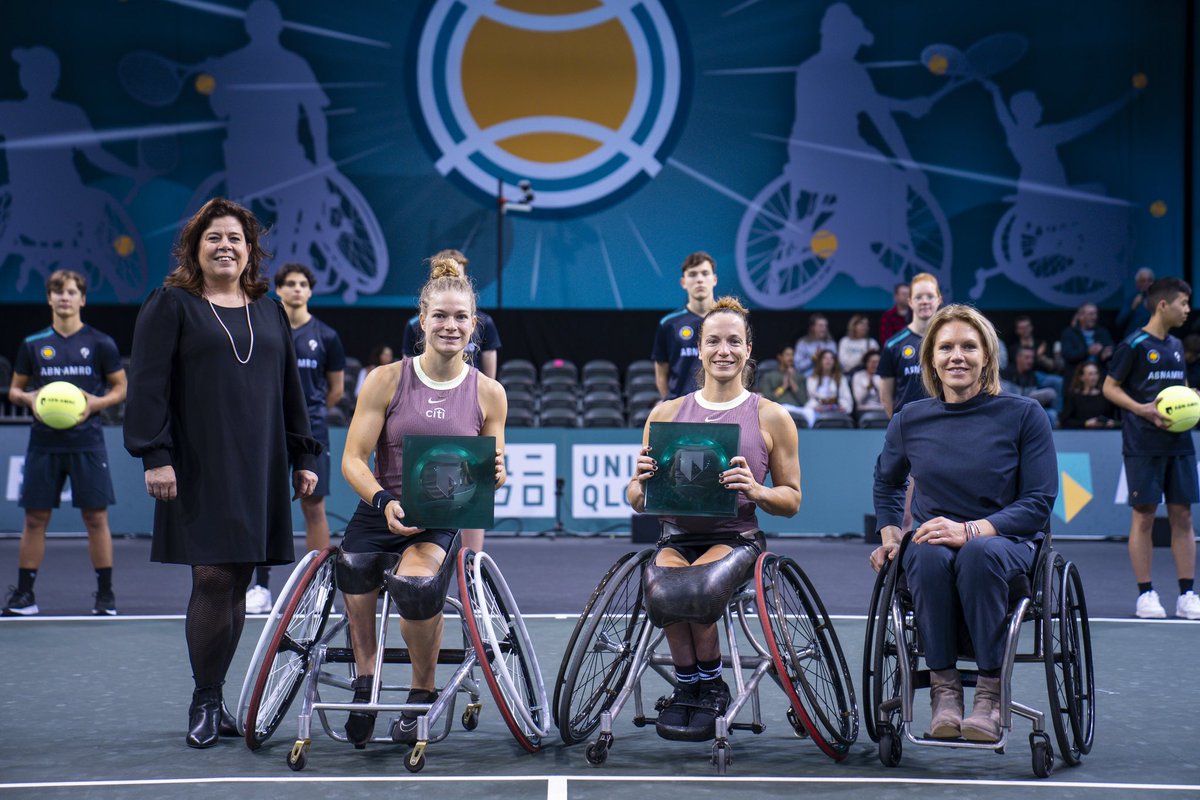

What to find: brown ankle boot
left=961, top=675, right=1002, bottom=742
left=929, top=668, right=963, bottom=738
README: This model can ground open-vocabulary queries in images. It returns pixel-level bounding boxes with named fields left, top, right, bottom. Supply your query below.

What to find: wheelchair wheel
left=553, top=549, right=652, bottom=745
left=459, top=549, right=551, bottom=752
left=864, top=556, right=903, bottom=744
left=241, top=547, right=337, bottom=750
left=756, top=553, right=858, bottom=760
left=1043, top=556, right=1095, bottom=765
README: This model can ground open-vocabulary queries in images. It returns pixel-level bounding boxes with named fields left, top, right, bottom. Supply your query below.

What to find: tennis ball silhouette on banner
left=35, top=381, right=87, bottom=430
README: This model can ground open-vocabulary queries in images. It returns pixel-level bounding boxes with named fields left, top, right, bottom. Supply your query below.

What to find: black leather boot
left=186, top=686, right=222, bottom=748
left=218, top=692, right=239, bottom=738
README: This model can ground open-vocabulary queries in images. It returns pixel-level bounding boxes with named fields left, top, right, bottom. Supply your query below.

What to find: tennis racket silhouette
left=118, top=51, right=206, bottom=107
left=922, top=32, right=1028, bottom=103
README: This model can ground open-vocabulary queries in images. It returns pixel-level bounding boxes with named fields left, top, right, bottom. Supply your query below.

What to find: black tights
left=186, top=563, right=255, bottom=691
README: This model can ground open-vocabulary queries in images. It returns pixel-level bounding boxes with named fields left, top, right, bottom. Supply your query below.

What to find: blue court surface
left=1, top=536, right=1198, bottom=798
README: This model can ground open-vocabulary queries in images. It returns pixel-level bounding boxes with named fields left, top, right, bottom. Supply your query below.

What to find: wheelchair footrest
left=728, top=722, right=765, bottom=734
left=323, top=647, right=470, bottom=665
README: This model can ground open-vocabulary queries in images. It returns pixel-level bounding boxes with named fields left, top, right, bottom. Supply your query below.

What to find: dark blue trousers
left=902, top=536, right=1036, bottom=671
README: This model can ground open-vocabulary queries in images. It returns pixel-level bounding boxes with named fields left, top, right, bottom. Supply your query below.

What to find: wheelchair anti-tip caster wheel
left=786, top=706, right=810, bottom=738
left=462, top=703, right=481, bottom=731
left=879, top=724, right=902, bottom=768
left=405, top=742, right=427, bottom=773
left=1031, top=732, right=1054, bottom=778
left=585, top=734, right=612, bottom=766
left=711, top=739, right=733, bottom=774
left=286, top=739, right=309, bottom=772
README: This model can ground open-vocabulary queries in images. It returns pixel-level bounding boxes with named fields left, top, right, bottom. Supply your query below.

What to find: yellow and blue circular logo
left=409, top=0, right=690, bottom=217
left=1148, top=350, right=1160, bottom=363
left=680, top=325, right=694, bottom=340
left=902, top=345, right=915, bottom=359
left=40, top=346, right=56, bottom=360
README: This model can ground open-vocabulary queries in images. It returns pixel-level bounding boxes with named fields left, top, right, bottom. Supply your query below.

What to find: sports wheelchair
left=863, top=532, right=1095, bottom=777
left=235, top=538, right=550, bottom=772
left=554, top=545, right=858, bottom=774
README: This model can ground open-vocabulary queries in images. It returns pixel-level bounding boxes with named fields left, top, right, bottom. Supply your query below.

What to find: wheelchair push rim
left=241, top=546, right=337, bottom=750
left=459, top=548, right=551, bottom=752
left=864, top=555, right=908, bottom=746
left=1043, top=555, right=1095, bottom=764
left=755, top=552, right=859, bottom=760
left=553, top=548, right=652, bottom=745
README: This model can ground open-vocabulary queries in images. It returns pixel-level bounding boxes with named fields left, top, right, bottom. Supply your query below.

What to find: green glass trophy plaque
left=401, top=435, right=496, bottom=529
left=644, top=422, right=740, bottom=517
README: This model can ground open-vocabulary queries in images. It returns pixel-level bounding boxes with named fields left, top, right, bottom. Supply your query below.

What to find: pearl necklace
left=206, top=294, right=254, bottom=364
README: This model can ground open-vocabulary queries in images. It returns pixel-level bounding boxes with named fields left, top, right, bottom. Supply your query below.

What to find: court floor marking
left=3, top=775, right=1199, bottom=795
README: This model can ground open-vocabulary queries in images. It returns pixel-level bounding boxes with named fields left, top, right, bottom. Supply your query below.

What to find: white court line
left=2, top=775, right=1198, bottom=793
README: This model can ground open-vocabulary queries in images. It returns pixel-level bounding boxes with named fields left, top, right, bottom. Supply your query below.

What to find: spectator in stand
left=355, top=344, right=394, bottom=397
left=756, top=345, right=810, bottom=425
left=1115, top=267, right=1155, bottom=339
left=852, top=350, right=885, bottom=416
left=1007, top=315, right=1058, bottom=375
left=1060, top=303, right=1114, bottom=376
left=805, top=349, right=852, bottom=416
left=879, top=282, right=911, bottom=343
left=792, top=313, right=837, bottom=378
left=838, top=314, right=879, bottom=374
left=1185, top=334, right=1200, bottom=388
left=1004, top=346, right=1058, bottom=426
left=1059, top=362, right=1117, bottom=429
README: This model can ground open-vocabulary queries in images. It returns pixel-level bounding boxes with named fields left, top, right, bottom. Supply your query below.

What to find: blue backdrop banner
left=0, top=0, right=1186, bottom=310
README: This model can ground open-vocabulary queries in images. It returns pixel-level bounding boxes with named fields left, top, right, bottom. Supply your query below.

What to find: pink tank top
left=373, top=358, right=485, bottom=495
left=661, top=390, right=770, bottom=535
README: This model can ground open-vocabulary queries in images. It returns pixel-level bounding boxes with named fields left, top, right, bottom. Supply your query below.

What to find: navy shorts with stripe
left=1125, top=454, right=1200, bottom=506
left=20, top=448, right=115, bottom=509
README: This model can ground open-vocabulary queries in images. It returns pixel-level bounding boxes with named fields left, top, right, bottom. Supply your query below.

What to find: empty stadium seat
left=583, top=407, right=625, bottom=428
left=538, top=407, right=580, bottom=428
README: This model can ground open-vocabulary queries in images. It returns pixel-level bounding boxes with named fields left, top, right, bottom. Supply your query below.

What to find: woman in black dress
left=124, top=198, right=319, bottom=748
left=1060, top=362, right=1118, bottom=429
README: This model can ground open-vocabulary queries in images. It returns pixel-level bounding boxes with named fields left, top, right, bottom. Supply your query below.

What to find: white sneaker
left=1176, top=591, right=1200, bottom=620
left=1135, top=589, right=1166, bottom=619
left=245, top=584, right=273, bottom=615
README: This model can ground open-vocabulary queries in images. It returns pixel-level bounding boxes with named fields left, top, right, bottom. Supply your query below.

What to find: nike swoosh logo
left=428, top=397, right=448, bottom=404
left=704, top=413, right=725, bottom=422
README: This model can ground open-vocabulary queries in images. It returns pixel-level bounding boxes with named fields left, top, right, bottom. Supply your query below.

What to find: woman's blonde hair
left=696, top=296, right=756, bottom=389
left=919, top=304, right=1002, bottom=399
left=417, top=257, right=479, bottom=361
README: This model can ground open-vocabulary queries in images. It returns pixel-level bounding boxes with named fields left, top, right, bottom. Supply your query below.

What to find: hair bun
left=428, top=257, right=461, bottom=279
left=712, top=295, right=748, bottom=315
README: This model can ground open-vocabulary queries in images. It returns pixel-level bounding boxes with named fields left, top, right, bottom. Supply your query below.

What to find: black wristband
left=372, top=490, right=397, bottom=512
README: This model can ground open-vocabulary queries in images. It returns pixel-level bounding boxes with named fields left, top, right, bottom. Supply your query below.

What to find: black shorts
left=1125, top=454, right=1200, bottom=506
left=340, top=500, right=456, bottom=554
left=19, top=448, right=115, bottom=510
left=657, top=523, right=765, bottom=564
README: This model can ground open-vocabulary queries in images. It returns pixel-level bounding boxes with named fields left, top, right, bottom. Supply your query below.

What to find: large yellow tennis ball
left=928, top=53, right=949, bottom=76
left=1150, top=200, right=1167, bottom=218
left=36, top=381, right=87, bottom=430
left=1132, top=72, right=1148, bottom=90
left=1156, top=385, right=1200, bottom=434
left=810, top=229, right=838, bottom=260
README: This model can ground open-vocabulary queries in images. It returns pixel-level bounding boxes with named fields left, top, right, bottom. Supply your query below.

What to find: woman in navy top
left=871, top=305, right=1057, bottom=743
